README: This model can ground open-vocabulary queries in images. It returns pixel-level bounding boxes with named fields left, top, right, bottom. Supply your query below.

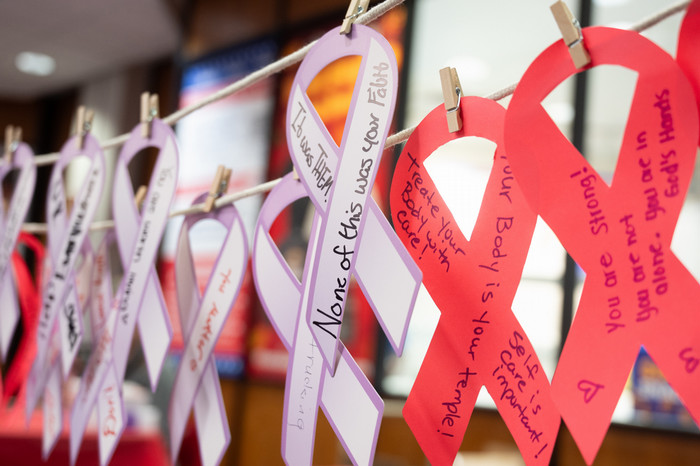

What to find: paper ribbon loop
left=253, top=173, right=385, bottom=466
left=504, top=26, right=700, bottom=464
left=111, top=117, right=178, bottom=390
left=0, top=142, right=36, bottom=360
left=390, top=96, right=560, bottom=466
left=286, top=25, right=420, bottom=373
left=168, top=192, right=248, bottom=466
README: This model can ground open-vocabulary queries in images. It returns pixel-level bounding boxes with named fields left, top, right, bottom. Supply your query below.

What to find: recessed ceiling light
left=15, top=51, right=56, bottom=76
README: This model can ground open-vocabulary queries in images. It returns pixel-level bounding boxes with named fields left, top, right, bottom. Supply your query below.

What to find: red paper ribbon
left=1, top=232, right=44, bottom=420
left=390, top=96, right=560, bottom=466
left=504, top=26, right=700, bottom=464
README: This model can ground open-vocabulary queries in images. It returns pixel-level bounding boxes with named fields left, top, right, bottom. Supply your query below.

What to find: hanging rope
left=19, top=0, right=692, bottom=234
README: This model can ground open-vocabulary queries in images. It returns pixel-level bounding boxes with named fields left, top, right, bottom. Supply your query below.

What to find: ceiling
left=0, top=0, right=180, bottom=100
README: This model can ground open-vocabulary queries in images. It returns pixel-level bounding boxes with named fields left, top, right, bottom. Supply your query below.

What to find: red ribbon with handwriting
left=168, top=193, right=248, bottom=466
left=504, top=26, right=700, bottom=464
left=390, top=96, right=560, bottom=466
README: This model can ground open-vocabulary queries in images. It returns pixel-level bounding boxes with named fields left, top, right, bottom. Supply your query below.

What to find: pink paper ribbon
left=286, top=25, right=420, bottom=374
left=0, top=142, right=36, bottom=360
left=168, top=193, right=248, bottom=466
left=26, top=132, right=105, bottom=459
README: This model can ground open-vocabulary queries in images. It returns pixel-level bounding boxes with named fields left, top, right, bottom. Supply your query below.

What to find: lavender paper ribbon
left=69, top=307, right=124, bottom=466
left=70, top=119, right=179, bottom=465
left=0, top=142, right=36, bottom=360
left=110, top=118, right=178, bottom=390
left=286, top=24, right=418, bottom=376
left=168, top=193, right=248, bottom=466
left=69, top=233, right=124, bottom=465
left=253, top=173, right=420, bottom=465
left=252, top=26, right=420, bottom=465
left=91, top=232, right=126, bottom=465
left=26, top=132, right=105, bottom=459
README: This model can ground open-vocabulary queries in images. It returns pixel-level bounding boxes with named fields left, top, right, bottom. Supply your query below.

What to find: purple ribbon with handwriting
left=69, top=233, right=124, bottom=466
left=254, top=174, right=377, bottom=464
left=110, top=118, right=177, bottom=390
left=26, top=132, right=105, bottom=459
left=252, top=26, right=420, bottom=464
left=286, top=24, right=419, bottom=375
left=168, top=193, right=248, bottom=466
left=69, top=118, right=178, bottom=465
left=91, top=231, right=126, bottom=465
left=0, top=142, right=36, bottom=360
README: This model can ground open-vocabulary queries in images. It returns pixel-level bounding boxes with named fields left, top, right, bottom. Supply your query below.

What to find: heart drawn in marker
left=577, top=380, right=605, bottom=404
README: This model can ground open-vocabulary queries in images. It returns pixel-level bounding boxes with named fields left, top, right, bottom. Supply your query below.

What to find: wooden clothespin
left=550, top=1, right=590, bottom=69
left=134, top=185, right=148, bottom=212
left=76, top=105, right=95, bottom=150
left=141, top=92, right=159, bottom=139
left=439, top=67, right=463, bottom=133
left=340, top=0, right=370, bottom=35
left=4, top=125, right=21, bottom=164
left=202, top=165, right=232, bottom=213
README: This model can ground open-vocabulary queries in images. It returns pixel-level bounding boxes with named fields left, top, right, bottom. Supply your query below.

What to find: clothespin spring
left=446, top=86, right=462, bottom=117
left=439, top=66, right=463, bottom=133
